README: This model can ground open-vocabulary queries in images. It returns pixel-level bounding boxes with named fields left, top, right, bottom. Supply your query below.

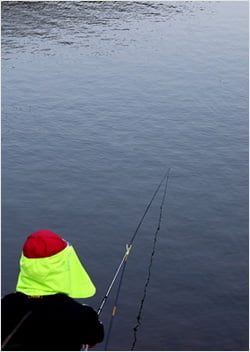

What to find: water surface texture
left=1, top=2, right=249, bottom=351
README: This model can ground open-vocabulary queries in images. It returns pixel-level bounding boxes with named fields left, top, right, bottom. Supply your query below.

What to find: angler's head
left=23, top=229, right=68, bottom=258
left=16, top=229, right=96, bottom=298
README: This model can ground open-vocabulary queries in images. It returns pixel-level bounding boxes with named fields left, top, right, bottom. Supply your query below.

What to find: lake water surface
left=1, top=2, right=249, bottom=351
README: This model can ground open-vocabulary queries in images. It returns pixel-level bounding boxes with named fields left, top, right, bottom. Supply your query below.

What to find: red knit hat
left=23, top=229, right=67, bottom=258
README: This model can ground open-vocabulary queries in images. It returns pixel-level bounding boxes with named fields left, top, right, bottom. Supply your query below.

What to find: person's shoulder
left=2, top=292, right=30, bottom=315
left=2, top=292, right=27, bottom=303
left=55, top=294, right=98, bottom=316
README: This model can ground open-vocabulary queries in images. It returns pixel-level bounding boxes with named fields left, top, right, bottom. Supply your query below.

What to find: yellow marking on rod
left=112, top=306, right=117, bottom=316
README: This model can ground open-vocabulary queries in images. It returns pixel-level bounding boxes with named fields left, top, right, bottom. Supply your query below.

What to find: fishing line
left=97, top=168, right=171, bottom=317
left=131, top=169, right=170, bottom=350
left=100, top=168, right=171, bottom=350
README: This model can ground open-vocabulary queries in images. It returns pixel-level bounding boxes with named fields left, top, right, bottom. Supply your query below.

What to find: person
left=1, top=229, right=104, bottom=351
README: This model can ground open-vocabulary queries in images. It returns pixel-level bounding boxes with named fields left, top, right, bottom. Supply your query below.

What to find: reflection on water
left=2, top=1, right=205, bottom=57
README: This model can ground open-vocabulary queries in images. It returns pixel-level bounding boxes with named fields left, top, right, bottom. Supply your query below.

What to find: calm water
left=1, top=2, right=249, bottom=351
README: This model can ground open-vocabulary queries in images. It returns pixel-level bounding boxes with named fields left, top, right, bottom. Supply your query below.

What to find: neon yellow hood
left=16, top=245, right=96, bottom=298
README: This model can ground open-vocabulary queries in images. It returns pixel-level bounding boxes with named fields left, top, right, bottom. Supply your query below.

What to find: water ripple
left=2, top=1, right=203, bottom=58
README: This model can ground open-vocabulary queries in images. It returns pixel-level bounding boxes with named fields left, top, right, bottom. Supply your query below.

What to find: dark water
left=1, top=2, right=249, bottom=351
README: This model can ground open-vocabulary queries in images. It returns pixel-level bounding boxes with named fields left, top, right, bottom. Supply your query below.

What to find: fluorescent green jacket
left=16, top=245, right=96, bottom=298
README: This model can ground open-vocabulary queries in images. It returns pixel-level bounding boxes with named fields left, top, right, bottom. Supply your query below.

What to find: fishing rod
left=97, top=168, right=171, bottom=317
left=104, top=168, right=171, bottom=351
left=84, top=168, right=171, bottom=351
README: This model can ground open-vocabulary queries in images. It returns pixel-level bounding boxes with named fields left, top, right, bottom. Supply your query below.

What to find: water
left=1, top=2, right=249, bottom=351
